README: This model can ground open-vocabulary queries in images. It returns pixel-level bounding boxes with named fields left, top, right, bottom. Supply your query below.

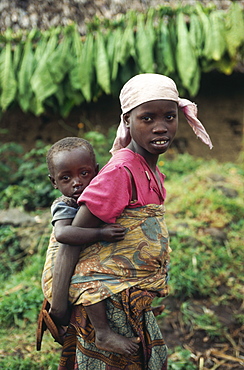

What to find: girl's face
left=49, top=147, right=98, bottom=200
left=124, top=99, right=178, bottom=158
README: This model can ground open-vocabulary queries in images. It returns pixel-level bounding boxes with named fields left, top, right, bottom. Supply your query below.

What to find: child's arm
left=54, top=218, right=126, bottom=246
left=50, top=210, right=125, bottom=325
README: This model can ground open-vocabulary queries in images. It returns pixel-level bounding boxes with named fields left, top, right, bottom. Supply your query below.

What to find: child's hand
left=101, top=224, right=126, bottom=242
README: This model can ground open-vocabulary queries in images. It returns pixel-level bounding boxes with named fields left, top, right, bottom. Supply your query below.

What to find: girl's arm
left=54, top=206, right=125, bottom=246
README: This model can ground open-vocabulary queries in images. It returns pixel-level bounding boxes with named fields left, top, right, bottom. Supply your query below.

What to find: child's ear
left=48, top=174, right=58, bottom=189
left=95, top=163, right=99, bottom=175
left=123, top=113, right=130, bottom=127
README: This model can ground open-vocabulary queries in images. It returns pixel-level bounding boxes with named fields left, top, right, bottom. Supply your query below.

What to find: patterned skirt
left=58, top=288, right=168, bottom=370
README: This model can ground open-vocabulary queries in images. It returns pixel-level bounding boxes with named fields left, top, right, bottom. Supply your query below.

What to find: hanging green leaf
left=33, top=30, right=50, bottom=62
left=72, top=32, right=94, bottom=100
left=225, top=2, right=244, bottom=57
left=215, top=56, right=237, bottom=75
left=196, top=4, right=212, bottom=61
left=69, top=27, right=83, bottom=91
left=156, top=20, right=175, bottom=75
left=189, top=13, right=204, bottom=57
left=13, top=42, right=23, bottom=71
left=54, top=84, right=65, bottom=107
left=135, top=14, right=155, bottom=73
left=145, top=8, right=156, bottom=46
left=95, top=31, right=111, bottom=94
left=106, top=29, right=119, bottom=81
left=176, top=12, right=199, bottom=94
left=0, top=4, right=243, bottom=116
left=17, top=30, right=36, bottom=111
left=59, top=78, right=84, bottom=117
left=119, top=12, right=137, bottom=65
left=70, top=33, right=95, bottom=101
left=208, top=11, right=226, bottom=61
left=30, top=30, right=59, bottom=114
left=47, top=32, right=73, bottom=84
left=190, top=64, right=201, bottom=97
left=0, top=42, right=17, bottom=110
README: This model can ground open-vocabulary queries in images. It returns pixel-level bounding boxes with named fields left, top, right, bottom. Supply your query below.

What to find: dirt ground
left=159, top=296, right=244, bottom=369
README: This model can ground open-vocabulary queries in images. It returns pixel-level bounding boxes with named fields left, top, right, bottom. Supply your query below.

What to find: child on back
left=41, top=137, right=139, bottom=354
left=49, top=74, right=213, bottom=368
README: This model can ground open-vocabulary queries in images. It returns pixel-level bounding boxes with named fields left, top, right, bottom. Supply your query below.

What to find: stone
left=0, top=208, right=37, bottom=226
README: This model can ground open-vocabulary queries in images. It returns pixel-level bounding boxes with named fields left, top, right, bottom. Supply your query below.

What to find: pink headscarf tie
left=110, top=74, right=213, bottom=155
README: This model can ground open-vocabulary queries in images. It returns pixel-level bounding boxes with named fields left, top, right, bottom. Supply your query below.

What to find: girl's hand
left=101, top=224, right=126, bottom=242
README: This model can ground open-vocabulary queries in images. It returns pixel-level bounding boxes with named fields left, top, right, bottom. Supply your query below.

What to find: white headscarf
left=110, top=74, right=213, bottom=154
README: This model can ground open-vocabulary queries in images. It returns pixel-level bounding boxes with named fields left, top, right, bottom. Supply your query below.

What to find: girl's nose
left=152, top=121, right=167, bottom=133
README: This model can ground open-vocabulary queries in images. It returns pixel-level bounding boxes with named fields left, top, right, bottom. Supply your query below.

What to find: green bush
left=0, top=133, right=117, bottom=211
left=164, top=160, right=244, bottom=301
left=0, top=142, right=24, bottom=192
left=0, top=285, right=43, bottom=328
left=158, top=153, right=204, bottom=180
left=0, top=141, right=59, bottom=210
left=0, top=225, right=23, bottom=279
left=0, top=254, right=45, bottom=328
left=84, top=127, right=116, bottom=167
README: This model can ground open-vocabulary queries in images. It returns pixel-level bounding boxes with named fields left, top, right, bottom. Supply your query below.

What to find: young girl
left=56, top=74, right=212, bottom=369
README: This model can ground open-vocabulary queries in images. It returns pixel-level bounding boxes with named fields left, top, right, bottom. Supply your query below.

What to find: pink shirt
left=78, top=149, right=166, bottom=223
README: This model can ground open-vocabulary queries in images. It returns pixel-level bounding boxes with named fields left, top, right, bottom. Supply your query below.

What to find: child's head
left=47, top=137, right=98, bottom=200
left=110, top=74, right=212, bottom=155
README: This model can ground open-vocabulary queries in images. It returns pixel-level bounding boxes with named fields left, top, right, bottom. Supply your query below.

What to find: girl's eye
left=142, top=116, right=152, bottom=122
left=62, top=175, right=70, bottom=181
left=81, top=171, right=88, bottom=176
left=166, top=114, right=175, bottom=121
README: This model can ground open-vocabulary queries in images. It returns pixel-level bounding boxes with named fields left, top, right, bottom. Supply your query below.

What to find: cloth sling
left=42, top=204, right=170, bottom=307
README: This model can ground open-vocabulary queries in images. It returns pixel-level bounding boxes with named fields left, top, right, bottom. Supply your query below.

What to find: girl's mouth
left=151, top=138, right=169, bottom=145
left=153, top=140, right=168, bottom=145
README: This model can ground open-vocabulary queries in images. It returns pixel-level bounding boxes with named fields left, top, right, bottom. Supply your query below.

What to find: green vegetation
left=0, top=141, right=243, bottom=369
left=0, top=2, right=243, bottom=116
left=0, top=130, right=116, bottom=211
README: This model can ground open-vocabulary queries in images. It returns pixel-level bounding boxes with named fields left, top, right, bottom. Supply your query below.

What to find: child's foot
left=42, top=308, right=68, bottom=346
left=49, top=306, right=71, bottom=326
left=54, top=324, right=67, bottom=345
left=95, top=329, right=140, bottom=356
left=152, top=304, right=165, bottom=316
left=48, top=307, right=71, bottom=344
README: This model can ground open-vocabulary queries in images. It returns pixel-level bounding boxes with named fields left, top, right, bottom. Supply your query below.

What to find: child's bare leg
left=50, top=244, right=81, bottom=326
left=85, top=301, right=140, bottom=356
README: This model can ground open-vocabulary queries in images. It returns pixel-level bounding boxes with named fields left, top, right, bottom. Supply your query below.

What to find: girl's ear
left=123, top=113, right=130, bottom=127
left=48, top=174, right=58, bottom=189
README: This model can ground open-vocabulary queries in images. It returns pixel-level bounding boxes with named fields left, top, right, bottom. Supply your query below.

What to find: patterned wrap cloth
left=42, top=204, right=170, bottom=307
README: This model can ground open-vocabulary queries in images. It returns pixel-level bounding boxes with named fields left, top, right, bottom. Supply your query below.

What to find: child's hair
left=47, top=137, right=96, bottom=175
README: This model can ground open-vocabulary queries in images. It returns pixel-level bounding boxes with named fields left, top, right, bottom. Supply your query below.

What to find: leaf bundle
left=0, top=3, right=243, bottom=117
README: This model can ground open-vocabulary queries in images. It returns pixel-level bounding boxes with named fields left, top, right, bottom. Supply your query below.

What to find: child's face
left=49, top=147, right=98, bottom=200
left=124, top=99, right=178, bottom=156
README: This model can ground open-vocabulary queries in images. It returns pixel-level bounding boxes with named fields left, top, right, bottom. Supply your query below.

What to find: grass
left=0, top=326, right=61, bottom=370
